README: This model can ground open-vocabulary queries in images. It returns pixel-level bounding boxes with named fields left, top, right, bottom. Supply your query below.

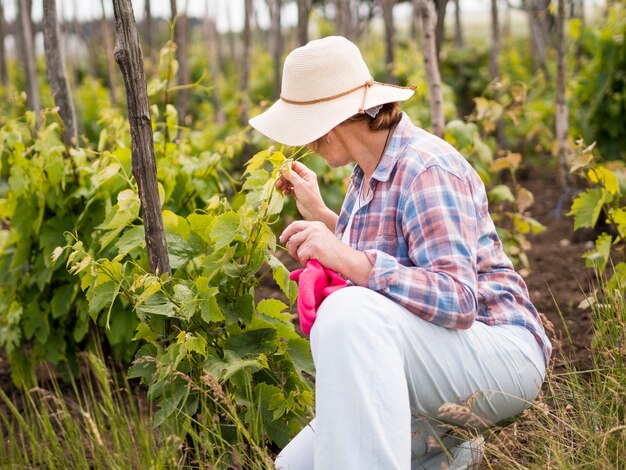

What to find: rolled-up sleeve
left=364, top=165, right=479, bottom=329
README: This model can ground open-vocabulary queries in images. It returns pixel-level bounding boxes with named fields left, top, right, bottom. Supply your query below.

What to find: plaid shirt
left=337, top=113, right=552, bottom=365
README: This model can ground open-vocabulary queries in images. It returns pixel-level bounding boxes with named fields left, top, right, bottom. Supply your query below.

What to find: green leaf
left=185, top=334, right=207, bottom=357
left=87, top=282, right=118, bottom=321
left=583, top=232, right=613, bottom=272
left=203, top=350, right=264, bottom=382
left=173, top=284, right=197, bottom=321
left=199, top=290, right=224, bottom=324
left=223, top=327, right=278, bottom=358
left=286, top=337, right=315, bottom=379
left=127, top=344, right=158, bottom=383
left=588, top=166, right=620, bottom=195
left=257, top=298, right=289, bottom=318
left=163, top=210, right=191, bottom=240
left=568, top=188, right=608, bottom=230
left=253, top=383, right=291, bottom=447
left=133, top=322, right=160, bottom=344
left=245, top=149, right=269, bottom=174
left=116, top=226, right=145, bottom=256
left=22, top=301, right=49, bottom=342
left=187, top=213, right=214, bottom=243
left=92, top=163, right=121, bottom=188
left=210, top=211, right=241, bottom=250
left=488, top=185, right=515, bottom=204
left=166, top=232, right=204, bottom=269
left=106, top=304, right=139, bottom=345
left=267, top=254, right=298, bottom=306
left=51, top=284, right=75, bottom=319
left=232, top=292, right=254, bottom=325
left=136, top=292, right=176, bottom=318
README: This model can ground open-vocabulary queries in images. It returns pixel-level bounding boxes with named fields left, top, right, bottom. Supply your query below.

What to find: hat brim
left=249, top=85, right=415, bottom=146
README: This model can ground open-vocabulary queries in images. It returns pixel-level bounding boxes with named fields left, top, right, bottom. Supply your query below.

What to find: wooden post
left=296, top=0, right=310, bottom=47
left=556, top=0, right=570, bottom=190
left=204, top=1, right=225, bottom=125
left=434, top=0, right=449, bottom=63
left=490, top=0, right=507, bottom=149
left=112, top=0, right=171, bottom=276
left=0, top=0, right=7, bottom=87
left=416, top=0, right=445, bottom=138
left=18, top=0, right=40, bottom=124
left=523, top=0, right=550, bottom=78
left=144, top=0, right=154, bottom=64
left=269, top=0, right=284, bottom=99
left=240, top=0, right=253, bottom=125
left=100, top=0, right=118, bottom=106
left=43, top=0, right=77, bottom=147
left=174, top=0, right=191, bottom=126
left=453, top=0, right=463, bottom=49
left=381, top=0, right=397, bottom=84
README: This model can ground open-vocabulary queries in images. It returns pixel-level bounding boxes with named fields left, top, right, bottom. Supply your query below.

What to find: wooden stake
left=416, top=0, right=445, bottom=138
left=112, top=0, right=171, bottom=276
left=43, top=0, right=77, bottom=147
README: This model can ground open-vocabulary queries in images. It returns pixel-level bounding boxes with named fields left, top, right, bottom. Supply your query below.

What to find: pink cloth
left=289, top=260, right=348, bottom=334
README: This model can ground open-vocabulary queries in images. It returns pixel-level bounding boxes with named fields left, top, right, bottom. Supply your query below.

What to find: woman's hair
left=347, top=102, right=402, bottom=131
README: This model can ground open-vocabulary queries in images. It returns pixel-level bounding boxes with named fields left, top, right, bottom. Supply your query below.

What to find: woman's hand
left=276, top=162, right=338, bottom=231
left=280, top=221, right=373, bottom=286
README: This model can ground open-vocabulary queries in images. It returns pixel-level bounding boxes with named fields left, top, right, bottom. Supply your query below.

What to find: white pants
left=275, top=287, right=545, bottom=470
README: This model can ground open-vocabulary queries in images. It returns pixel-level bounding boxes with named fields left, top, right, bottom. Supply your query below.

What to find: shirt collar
left=351, top=112, right=414, bottom=185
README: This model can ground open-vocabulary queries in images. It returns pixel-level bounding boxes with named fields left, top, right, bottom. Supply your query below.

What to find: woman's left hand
left=280, top=221, right=373, bottom=286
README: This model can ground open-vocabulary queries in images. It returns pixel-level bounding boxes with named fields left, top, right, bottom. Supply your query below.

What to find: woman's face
left=307, top=131, right=352, bottom=168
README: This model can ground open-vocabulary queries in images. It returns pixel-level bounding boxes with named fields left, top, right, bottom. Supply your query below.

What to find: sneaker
left=447, top=436, right=485, bottom=470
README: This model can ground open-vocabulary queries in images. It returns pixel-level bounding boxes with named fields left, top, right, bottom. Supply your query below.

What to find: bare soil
left=521, top=169, right=595, bottom=366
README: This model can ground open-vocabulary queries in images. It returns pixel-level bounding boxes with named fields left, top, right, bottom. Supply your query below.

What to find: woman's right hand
left=276, top=161, right=335, bottom=226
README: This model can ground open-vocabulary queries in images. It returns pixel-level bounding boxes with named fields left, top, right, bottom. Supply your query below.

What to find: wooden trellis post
left=415, top=0, right=445, bottom=138
left=43, top=0, right=77, bottom=147
left=112, top=0, right=171, bottom=276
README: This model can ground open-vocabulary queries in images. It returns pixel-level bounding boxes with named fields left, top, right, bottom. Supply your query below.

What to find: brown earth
left=522, top=169, right=595, bottom=366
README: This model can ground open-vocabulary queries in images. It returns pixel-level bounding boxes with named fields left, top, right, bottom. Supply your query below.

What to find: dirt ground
left=521, top=169, right=595, bottom=366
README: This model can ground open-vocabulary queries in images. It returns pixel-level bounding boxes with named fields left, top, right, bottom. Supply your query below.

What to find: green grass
left=0, top=350, right=274, bottom=469
left=480, top=284, right=626, bottom=469
left=1, top=281, right=624, bottom=469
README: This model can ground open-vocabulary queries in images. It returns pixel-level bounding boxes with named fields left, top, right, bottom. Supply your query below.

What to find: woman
left=249, top=36, right=551, bottom=470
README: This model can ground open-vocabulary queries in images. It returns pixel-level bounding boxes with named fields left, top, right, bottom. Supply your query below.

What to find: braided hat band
left=280, top=80, right=417, bottom=114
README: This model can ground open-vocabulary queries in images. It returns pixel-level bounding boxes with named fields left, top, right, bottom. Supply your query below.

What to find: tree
left=112, top=0, right=171, bottom=276
left=43, top=0, right=77, bottom=146
left=490, top=0, right=507, bottom=149
left=334, top=0, right=354, bottom=39
left=268, top=0, right=284, bottom=99
left=204, top=0, right=225, bottom=124
left=100, top=0, right=118, bottom=106
left=18, top=0, right=39, bottom=124
left=240, top=0, right=253, bottom=125
left=434, top=0, right=449, bottom=62
left=555, top=0, right=570, bottom=191
left=172, top=0, right=191, bottom=126
left=0, top=0, right=6, bottom=87
left=144, top=0, right=155, bottom=65
left=453, top=0, right=463, bottom=48
left=381, top=0, right=397, bottom=83
left=415, top=0, right=444, bottom=137
left=523, top=0, right=550, bottom=78
left=296, top=0, right=311, bottom=47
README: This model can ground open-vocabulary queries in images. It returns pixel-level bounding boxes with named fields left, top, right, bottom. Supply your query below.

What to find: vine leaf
left=568, top=188, right=607, bottom=230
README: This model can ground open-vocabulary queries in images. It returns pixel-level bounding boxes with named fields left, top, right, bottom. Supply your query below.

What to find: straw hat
left=249, top=36, right=415, bottom=146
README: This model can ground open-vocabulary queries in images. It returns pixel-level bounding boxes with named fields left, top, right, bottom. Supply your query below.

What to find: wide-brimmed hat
left=249, top=36, right=415, bottom=146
